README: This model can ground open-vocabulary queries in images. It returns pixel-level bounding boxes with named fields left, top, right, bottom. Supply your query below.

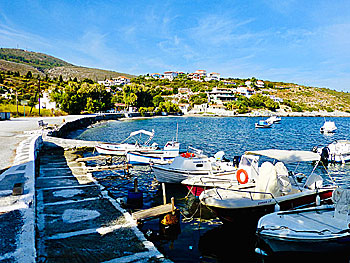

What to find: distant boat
left=320, top=120, right=337, bottom=133
left=256, top=188, right=350, bottom=255
left=95, top=129, right=157, bottom=155
left=266, top=115, right=281, bottom=124
left=255, top=120, right=272, bottom=128
left=313, top=140, right=350, bottom=164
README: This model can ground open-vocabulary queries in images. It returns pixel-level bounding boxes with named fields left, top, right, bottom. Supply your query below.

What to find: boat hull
left=258, top=232, right=350, bottom=254
left=127, top=151, right=176, bottom=165
left=152, top=166, right=212, bottom=184
left=203, top=188, right=334, bottom=225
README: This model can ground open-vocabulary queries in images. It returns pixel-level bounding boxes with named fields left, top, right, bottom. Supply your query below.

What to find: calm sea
left=71, top=116, right=350, bottom=262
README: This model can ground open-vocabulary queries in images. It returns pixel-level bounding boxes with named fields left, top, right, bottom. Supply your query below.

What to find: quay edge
left=0, top=113, right=171, bottom=263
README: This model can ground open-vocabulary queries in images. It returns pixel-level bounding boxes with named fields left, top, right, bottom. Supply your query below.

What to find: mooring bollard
left=127, top=178, right=143, bottom=208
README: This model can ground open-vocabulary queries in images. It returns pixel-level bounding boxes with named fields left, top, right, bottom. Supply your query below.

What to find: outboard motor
left=320, top=147, right=329, bottom=165
left=311, top=146, right=318, bottom=153
left=232, top=156, right=241, bottom=168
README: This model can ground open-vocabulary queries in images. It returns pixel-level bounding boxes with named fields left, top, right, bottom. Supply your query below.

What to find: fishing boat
left=126, top=141, right=180, bottom=165
left=95, top=129, right=157, bottom=155
left=266, top=115, right=281, bottom=124
left=255, top=120, right=272, bottom=128
left=313, top=140, right=350, bottom=164
left=320, top=120, right=337, bottom=133
left=181, top=155, right=258, bottom=197
left=152, top=148, right=237, bottom=184
left=199, top=149, right=335, bottom=224
left=256, top=188, right=350, bottom=255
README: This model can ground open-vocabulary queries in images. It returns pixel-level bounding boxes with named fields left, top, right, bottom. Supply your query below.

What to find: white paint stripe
left=47, top=223, right=134, bottom=240
left=44, top=197, right=99, bottom=206
left=37, top=184, right=96, bottom=191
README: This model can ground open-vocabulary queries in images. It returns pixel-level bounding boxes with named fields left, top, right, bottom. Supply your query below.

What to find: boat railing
left=213, top=186, right=280, bottom=204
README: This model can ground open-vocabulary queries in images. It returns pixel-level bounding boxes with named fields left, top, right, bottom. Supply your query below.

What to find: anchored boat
left=256, top=188, right=350, bottom=254
left=152, top=148, right=237, bottom=184
left=181, top=155, right=258, bottom=197
left=126, top=141, right=180, bottom=165
left=255, top=120, right=272, bottom=128
left=313, top=140, right=350, bottom=164
left=320, top=120, right=337, bottom=133
left=95, top=129, right=157, bottom=155
left=199, top=149, right=335, bottom=224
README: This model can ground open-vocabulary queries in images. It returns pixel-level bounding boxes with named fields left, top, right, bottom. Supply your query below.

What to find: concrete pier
left=0, top=114, right=170, bottom=262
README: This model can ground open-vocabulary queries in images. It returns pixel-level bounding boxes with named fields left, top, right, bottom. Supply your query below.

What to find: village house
left=256, top=80, right=265, bottom=88
left=207, top=87, right=236, bottom=104
left=163, top=71, right=178, bottom=81
left=204, top=72, right=221, bottom=82
left=236, top=86, right=255, bottom=98
left=150, top=73, right=163, bottom=79
left=36, top=91, right=57, bottom=110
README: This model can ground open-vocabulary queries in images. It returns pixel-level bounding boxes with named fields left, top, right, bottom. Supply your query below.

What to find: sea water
left=71, top=116, right=350, bottom=262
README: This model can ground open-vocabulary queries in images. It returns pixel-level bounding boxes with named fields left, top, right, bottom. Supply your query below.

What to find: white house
left=195, top=70, right=207, bottom=77
left=36, top=91, right=57, bottom=110
left=163, top=71, right=178, bottom=81
left=207, top=87, right=236, bottom=103
left=178, top=103, right=190, bottom=114
left=236, top=86, right=255, bottom=98
left=256, top=80, right=265, bottom=88
left=204, top=72, right=220, bottom=82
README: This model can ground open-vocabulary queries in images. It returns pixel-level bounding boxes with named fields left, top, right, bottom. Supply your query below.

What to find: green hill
left=0, top=48, right=134, bottom=81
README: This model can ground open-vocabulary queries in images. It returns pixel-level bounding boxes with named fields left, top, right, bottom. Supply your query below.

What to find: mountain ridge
left=0, top=48, right=134, bottom=81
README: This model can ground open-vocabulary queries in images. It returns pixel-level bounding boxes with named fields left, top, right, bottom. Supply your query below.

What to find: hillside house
left=205, top=72, right=221, bottom=81
left=178, top=103, right=190, bottom=114
left=151, top=73, right=163, bottom=79
left=256, top=80, right=265, bottom=88
left=207, top=87, right=236, bottom=104
left=163, top=71, right=178, bottom=81
left=236, top=86, right=255, bottom=98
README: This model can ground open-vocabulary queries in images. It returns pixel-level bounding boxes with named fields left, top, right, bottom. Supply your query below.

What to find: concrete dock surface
left=0, top=115, right=170, bottom=262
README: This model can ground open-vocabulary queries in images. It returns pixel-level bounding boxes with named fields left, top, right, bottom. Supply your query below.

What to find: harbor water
left=70, top=116, right=350, bottom=262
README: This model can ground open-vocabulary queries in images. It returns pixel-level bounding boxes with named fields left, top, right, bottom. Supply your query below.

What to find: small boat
left=181, top=155, right=258, bottom=197
left=199, top=149, right=335, bottom=225
left=255, top=120, right=272, bottom=128
left=152, top=148, right=237, bottom=184
left=126, top=141, right=180, bottom=165
left=256, top=188, right=350, bottom=255
left=320, top=120, right=337, bottom=133
left=95, top=129, right=157, bottom=155
left=313, top=140, right=350, bottom=164
left=266, top=115, right=281, bottom=124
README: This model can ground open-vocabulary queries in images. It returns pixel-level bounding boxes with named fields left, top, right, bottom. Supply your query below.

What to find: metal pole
left=38, top=80, right=41, bottom=116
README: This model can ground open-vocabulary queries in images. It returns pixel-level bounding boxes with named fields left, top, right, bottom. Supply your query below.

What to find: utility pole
left=38, top=79, right=41, bottom=116
left=16, top=89, right=18, bottom=116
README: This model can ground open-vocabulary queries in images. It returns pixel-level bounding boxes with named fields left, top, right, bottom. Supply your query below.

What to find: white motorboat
left=152, top=148, right=237, bottom=184
left=126, top=141, right=180, bottom=165
left=320, top=120, right=337, bottom=133
left=256, top=188, right=350, bottom=254
left=313, top=140, right=350, bottom=164
left=199, top=149, right=335, bottom=224
left=181, top=154, right=258, bottom=197
left=255, top=120, right=272, bottom=128
left=95, top=129, right=157, bottom=155
left=266, top=115, right=281, bottom=124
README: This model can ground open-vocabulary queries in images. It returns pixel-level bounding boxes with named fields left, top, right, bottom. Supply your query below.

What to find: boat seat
left=275, top=162, right=292, bottom=195
left=332, top=188, right=350, bottom=221
left=254, top=162, right=280, bottom=199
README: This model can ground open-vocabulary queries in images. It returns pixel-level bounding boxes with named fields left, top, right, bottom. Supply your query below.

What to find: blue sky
left=1, top=0, right=350, bottom=91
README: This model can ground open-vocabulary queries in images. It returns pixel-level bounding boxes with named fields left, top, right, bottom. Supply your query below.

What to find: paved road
left=0, top=116, right=84, bottom=171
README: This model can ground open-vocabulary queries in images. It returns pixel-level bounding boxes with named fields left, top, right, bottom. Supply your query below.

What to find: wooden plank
left=76, top=156, right=112, bottom=162
left=85, top=164, right=131, bottom=172
left=132, top=203, right=174, bottom=221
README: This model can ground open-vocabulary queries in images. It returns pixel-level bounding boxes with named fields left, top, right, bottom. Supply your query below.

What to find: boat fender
left=236, top=169, right=249, bottom=184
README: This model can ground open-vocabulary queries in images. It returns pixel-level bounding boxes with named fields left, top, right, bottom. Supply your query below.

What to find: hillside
left=0, top=48, right=134, bottom=81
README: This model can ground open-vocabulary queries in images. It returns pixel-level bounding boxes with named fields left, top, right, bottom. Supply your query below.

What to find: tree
left=25, top=71, right=32, bottom=79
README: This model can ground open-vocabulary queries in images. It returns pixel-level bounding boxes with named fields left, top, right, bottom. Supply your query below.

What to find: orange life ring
left=181, top=153, right=186, bottom=157
left=236, top=169, right=249, bottom=184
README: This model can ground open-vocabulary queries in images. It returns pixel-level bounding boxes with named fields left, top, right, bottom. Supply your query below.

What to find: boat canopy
left=245, top=149, right=320, bottom=163
left=129, top=129, right=154, bottom=137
